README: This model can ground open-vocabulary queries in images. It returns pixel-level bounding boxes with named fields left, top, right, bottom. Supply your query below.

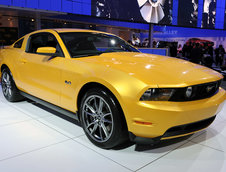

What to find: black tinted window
left=14, top=38, right=24, bottom=48
left=60, top=32, right=139, bottom=58
left=27, top=33, right=63, bottom=56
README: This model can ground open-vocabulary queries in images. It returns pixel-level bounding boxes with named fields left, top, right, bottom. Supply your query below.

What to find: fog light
left=186, top=87, right=193, bottom=98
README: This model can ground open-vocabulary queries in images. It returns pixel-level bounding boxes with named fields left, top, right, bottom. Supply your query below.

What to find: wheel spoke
left=98, top=98, right=104, bottom=113
left=8, top=88, right=12, bottom=96
left=86, top=121, right=96, bottom=130
left=6, top=74, right=9, bottom=82
left=2, top=75, right=7, bottom=83
left=102, top=113, right=112, bottom=123
left=84, top=110, right=96, bottom=117
left=2, top=87, right=7, bottom=95
left=99, top=125, right=104, bottom=141
left=103, top=113, right=111, bottom=118
left=91, top=123, right=98, bottom=135
left=85, top=103, right=96, bottom=114
left=5, top=88, right=9, bottom=96
left=102, top=118, right=112, bottom=124
left=101, top=123, right=109, bottom=138
left=93, top=97, right=98, bottom=111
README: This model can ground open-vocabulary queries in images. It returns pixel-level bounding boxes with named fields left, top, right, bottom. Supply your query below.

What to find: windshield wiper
left=72, top=52, right=104, bottom=58
left=104, top=47, right=127, bottom=53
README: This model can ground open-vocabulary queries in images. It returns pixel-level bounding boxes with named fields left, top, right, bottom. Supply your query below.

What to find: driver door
left=17, top=32, right=64, bottom=106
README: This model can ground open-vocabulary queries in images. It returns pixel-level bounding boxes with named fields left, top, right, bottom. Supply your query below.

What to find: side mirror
left=36, top=47, right=57, bottom=56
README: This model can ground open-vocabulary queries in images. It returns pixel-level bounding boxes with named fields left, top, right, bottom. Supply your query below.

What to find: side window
left=27, top=33, right=63, bottom=57
left=14, top=38, right=24, bottom=48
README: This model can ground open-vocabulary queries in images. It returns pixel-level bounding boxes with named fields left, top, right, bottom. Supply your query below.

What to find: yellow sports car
left=0, top=29, right=225, bottom=149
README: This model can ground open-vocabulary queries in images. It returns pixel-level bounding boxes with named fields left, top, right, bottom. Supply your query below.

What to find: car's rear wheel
left=80, top=88, right=128, bottom=149
left=1, top=68, right=23, bottom=102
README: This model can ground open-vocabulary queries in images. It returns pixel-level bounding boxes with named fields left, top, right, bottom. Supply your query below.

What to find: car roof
left=27, top=28, right=116, bottom=36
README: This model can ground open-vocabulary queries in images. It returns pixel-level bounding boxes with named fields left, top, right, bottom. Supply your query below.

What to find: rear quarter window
left=14, top=38, right=24, bottom=48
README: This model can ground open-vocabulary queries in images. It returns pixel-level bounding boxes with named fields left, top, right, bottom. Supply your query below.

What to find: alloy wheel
left=2, top=72, right=12, bottom=98
left=82, top=95, right=114, bottom=143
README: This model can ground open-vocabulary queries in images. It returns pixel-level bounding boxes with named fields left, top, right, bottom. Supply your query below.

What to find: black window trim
left=13, top=38, right=24, bottom=49
left=25, top=32, right=65, bottom=57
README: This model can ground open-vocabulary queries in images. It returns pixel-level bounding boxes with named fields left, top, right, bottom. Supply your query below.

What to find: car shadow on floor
left=134, top=135, right=192, bottom=152
left=26, top=99, right=224, bottom=153
left=134, top=125, right=223, bottom=153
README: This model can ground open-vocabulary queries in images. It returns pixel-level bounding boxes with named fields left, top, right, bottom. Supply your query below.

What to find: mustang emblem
left=206, top=85, right=215, bottom=92
left=65, top=80, right=71, bottom=85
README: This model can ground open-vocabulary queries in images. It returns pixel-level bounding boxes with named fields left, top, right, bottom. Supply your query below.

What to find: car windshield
left=59, top=32, right=139, bottom=58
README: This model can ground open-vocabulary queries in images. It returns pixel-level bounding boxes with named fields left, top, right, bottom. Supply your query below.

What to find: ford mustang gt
left=0, top=29, right=225, bottom=149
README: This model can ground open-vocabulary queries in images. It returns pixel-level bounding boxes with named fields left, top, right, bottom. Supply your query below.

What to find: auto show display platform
left=0, top=87, right=226, bottom=172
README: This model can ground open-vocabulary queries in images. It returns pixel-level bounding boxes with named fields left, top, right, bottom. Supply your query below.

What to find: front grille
left=169, top=80, right=222, bottom=101
left=162, top=116, right=216, bottom=138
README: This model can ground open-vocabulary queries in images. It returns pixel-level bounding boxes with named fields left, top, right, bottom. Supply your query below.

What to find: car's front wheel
left=1, top=68, right=23, bottom=102
left=80, top=88, right=128, bottom=149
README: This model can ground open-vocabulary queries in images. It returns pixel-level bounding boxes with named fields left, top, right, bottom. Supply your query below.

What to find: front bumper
left=127, top=88, right=226, bottom=142
left=129, top=115, right=216, bottom=144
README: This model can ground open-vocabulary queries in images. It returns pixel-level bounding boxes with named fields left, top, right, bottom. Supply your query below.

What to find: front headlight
left=140, top=88, right=175, bottom=101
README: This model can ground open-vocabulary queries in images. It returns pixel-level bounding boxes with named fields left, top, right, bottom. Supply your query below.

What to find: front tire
left=80, top=88, right=128, bottom=149
left=1, top=68, right=23, bottom=102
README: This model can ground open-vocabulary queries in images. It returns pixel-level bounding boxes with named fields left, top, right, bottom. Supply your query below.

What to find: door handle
left=19, top=59, right=27, bottom=64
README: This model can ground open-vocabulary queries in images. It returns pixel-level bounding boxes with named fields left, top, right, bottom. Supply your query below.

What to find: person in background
left=142, top=38, right=149, bottom=47
left=182, top=44, right=188, bottom=57
left=215, top=45, right=225, bottom=67
left=209, top=0, right=216, bottom=28
left=202, top=43, right=214, bottom=68
left=152, top=41, right=157, bottom=48
left=170, top=42, right=178, bottom=57
left=208, top=43, right=214, bottom=58
left=190, top=43, right=203, bottom=64
left=177, top=44, right=182, bottom=54
left=186, top=42, right=193, bottom=59
left=132, top=34, right=141, bottom=47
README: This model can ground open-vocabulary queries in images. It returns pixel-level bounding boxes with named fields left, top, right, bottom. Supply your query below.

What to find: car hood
left=78, top=52, right=223, bottom=87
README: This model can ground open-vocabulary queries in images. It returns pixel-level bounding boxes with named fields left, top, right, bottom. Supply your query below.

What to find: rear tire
left=79, top=88, right=128, bottom=149
left=1, top=68, right=24, bottom=102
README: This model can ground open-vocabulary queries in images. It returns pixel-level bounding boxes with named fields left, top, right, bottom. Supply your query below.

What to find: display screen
left=92, top=0, right=173, bottom=25
left=1, top=0, right=226, bottom=30
left=202, top=0, right=216, bottom=28
left=178, top=0, right=198, bottom=27
left=224, top=1, right=226, bottom=29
